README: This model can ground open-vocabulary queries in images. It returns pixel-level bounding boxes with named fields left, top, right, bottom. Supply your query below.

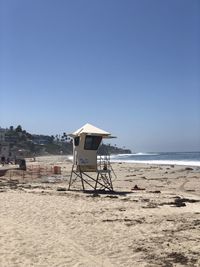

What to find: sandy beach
left=0, top=156, right=200, bottom=267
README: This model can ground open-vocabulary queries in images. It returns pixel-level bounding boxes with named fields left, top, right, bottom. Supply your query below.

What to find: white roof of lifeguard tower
left=70, top=123, right=111, bottom=137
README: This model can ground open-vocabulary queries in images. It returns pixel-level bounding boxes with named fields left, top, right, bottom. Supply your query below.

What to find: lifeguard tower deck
left=68, top=123, right=116, bottom=192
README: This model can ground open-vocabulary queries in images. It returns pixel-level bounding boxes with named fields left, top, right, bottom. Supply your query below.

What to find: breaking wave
left=110, top=152, right=200, bottom=167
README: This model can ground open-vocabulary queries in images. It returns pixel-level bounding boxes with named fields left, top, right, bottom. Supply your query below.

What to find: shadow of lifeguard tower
left=68, top=123, right=116, bottom=192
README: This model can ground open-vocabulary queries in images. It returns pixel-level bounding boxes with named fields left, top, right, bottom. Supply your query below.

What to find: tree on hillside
left=50, top=135, right=55, bottom=143
left=15, top=125, right=22, bottom=133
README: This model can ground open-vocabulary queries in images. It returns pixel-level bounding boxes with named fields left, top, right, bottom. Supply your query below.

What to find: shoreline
left=29, top=154, right=200, bottom=167
left=110, top=159, right=200, bottom=167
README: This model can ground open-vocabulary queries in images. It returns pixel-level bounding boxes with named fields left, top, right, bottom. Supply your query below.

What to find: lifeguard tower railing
left=98, top=154, right=110, bottom=170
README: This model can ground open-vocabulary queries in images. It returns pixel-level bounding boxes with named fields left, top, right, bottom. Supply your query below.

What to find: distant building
left=0, top=128, right=6, bottom=142
left=32, top=134, right=52, bottom=145
left=0, top=128, right=16, bottom=161
left=0, top=143, right=11, bottom=160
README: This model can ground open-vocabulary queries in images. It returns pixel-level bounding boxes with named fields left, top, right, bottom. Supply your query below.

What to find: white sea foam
left=110, top=154, right=131, bottom=158
left=110, top=159, right=200, bottom=167
left=67, top=155, right=73, bottom=161
left=67, top=154, right=200, bottom=166
left=110, top=152, right=158, bottom=158
left=134, top=152, right=159, bottom=156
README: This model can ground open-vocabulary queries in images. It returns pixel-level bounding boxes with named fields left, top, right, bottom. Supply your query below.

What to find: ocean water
left=110, top=152, right=200, bottom=167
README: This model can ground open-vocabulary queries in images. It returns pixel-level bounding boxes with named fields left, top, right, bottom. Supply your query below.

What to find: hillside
left=1, top=125, right=131, bottom=158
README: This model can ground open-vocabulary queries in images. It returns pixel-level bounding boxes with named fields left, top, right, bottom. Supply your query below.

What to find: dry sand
left=0, top=155, right=200, bottom=267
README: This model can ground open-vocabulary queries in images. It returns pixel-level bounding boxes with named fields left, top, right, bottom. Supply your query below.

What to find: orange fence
left=3, top=165, right=62, bottom=180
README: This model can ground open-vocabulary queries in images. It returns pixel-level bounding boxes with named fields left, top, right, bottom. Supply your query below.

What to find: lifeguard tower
left=68, top=123, right=115, bottom=191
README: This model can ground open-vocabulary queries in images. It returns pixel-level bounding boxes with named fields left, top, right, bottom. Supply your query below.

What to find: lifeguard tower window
left=84, top=135, right=102, bottom=150
left=74, top=137, right=80, bottom=146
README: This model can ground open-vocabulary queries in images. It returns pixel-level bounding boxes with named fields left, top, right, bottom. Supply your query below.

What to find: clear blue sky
left=0, top=0, right=200, bottom=152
